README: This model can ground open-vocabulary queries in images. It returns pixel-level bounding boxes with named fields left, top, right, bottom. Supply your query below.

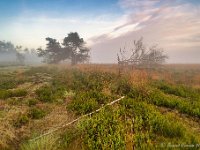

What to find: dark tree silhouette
left=0, top=41, right=16, bottom=53
left=37, top=32, right=90, bottom=65
left=0, top=41, right=26, bottom=65
left=63, top=32, right=90, bottom=65
left=37, top=38, right=62, bottom=64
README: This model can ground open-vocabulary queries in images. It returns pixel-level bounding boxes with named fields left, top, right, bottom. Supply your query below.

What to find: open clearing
left=0, top=64, right=200, bottom=150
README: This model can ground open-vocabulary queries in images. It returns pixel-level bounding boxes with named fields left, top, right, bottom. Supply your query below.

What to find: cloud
left=2, top=14, right=120, bottom=48
left=1, top=0, right=199, bottom=63
left=90, top=0, right=200, bottom=63
left=119, top=0, right=160, bottom=10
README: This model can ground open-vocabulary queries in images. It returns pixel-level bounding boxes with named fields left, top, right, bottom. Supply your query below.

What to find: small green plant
left=0, top=89, right=27, bottom=99
left=11, top=89, right=28, bottom=97
left=58, top=127, right=81, bottom=149
left=29, top=107, right=46, bottom=119
left=14, top=114, right=29, bottom=128
left=78, top=108, right=126, bottom=150
left=28, top=99, right=38, bottom=106
left=111, top=78, right=133, bottom=96
left=68, top=97, right=98, bottom=115
left=20, top=135, right=58, bottom=150
left=67, top=91, right=113, bottom=115
left=36, top=85, right=66, bottom=103
left=148, top=89, right=200, bottom=118
left=35, top=86, right=53, bottom=102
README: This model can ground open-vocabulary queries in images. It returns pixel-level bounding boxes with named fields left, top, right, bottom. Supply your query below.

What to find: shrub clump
left=14, top=114, right=29, bottom=128
left=28, top=107, right=46, bottom=119
left=67, top=91, right=113, bottom=115
left=0, top=89, right=27, bottom=99
left=35, top=85, right=65, bottom=103
left=27, top=99, right=38, bottom=106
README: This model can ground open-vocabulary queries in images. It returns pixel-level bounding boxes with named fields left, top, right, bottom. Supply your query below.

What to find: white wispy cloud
left=90, top=0, right=200, bottom=63
left=1, top=0, right=199, bottom=63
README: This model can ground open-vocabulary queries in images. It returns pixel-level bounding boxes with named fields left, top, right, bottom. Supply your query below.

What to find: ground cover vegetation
left=0, top=64, right=200, bottom=149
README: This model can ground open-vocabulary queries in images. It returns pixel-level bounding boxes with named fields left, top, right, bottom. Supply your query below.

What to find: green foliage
left=78, top=108, right=126, bottom=150
left=37, top=32, right=90, bottom=65
left=20, top=135, right=58, bottom=150
left=58, top=127, right=81, bottom=149
left=148, top=89, right=200, bottom=118
left=29, top=107, right=46, bottom=119
left=67, top=92, right=99, bottom=115
left=11, top=89, right=28, bottom=97
left=35, top=86, right=53, bottom=102
left=0, top=78, right=18, bottom=90
left=152, top=80, right=200, bottom=100
left=0, top=89, right=27, bottom=99
left=72, top=71, right=103, bottom=92
left=28, top=99, right=38, bottom=106
left=0, top=90, right=10, bottom=99
left=14, top=114, right=29, bottom=128
left=35, top=84, right=65, bottom=103
left=120, top=98, right=198, bottom=147
left=111, top=78, right=133, bottom=96
left=1, top=66, right=200, bottom=149
left=24, top=66, right=57, bottom=76
left=67, top=91, right=114, bottom=115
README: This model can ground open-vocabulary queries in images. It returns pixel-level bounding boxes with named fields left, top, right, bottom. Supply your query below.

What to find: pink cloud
left=90, top=0, right=200, bottom=63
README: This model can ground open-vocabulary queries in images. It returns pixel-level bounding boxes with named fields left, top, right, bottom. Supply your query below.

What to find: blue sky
left=0, top=0, right=122, bottom=19
left=0, top=0, right=200, bottom=63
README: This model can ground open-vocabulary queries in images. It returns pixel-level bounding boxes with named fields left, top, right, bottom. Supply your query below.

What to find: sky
left=0, top=0, right=200, bottom=63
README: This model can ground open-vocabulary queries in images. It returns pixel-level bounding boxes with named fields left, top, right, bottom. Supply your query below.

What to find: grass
left=147, top=89, right=200, bottom=118
left=21, top=135, right=58, bottom=150
left=0, top=89, right=27, bottom=99
left=0, top=64, right=200, bottom=149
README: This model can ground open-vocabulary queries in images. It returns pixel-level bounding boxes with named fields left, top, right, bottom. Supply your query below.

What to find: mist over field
left=0, top=0, right=200, bottom=64
left=0, top=0, right=200, bottom=150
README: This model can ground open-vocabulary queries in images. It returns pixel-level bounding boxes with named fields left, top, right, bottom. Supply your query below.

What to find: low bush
left=147, top=89, right=200, bottom=118
left=14, top=114, right=29, bottom=128
left=67, top=91, right=114, bottom=115
left=20, top=135, right=58, bottom=150
left=11, top=89, right=28, bottom=97
left=119, top=99, right=198, bottom=147
left=58, top=127, right=82, bottom=149
left=67, top=96, right=98, bottom=115
left=0, top=89, right=27, bottom=99
left=35, top=85, right=65, bottom=103
left=28, top=99, right=38, bottom=106
left=35, top=86, right=53, bottom=102
left=28, top=107, right=46, bottom=119
left=152, top=80, right=200, bottom=100
left=78, top=108, right=126, bottom=150
left=72, top=71, right=104, bottom=92
left=111, top=78, right=133, bottom=96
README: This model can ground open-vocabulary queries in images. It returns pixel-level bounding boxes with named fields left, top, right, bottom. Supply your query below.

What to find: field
left=0, top=64, right=200, bottom=150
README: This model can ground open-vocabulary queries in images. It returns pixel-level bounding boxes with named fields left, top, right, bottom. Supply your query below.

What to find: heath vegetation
left=0, top=64, right=200, bottom=149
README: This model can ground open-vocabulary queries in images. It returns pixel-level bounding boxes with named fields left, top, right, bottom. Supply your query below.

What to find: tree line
left=37, top=32, right=90, bottom=65
left=1, top=33, right=168, bottom=67
left=0, top=32, right=90, bottom=65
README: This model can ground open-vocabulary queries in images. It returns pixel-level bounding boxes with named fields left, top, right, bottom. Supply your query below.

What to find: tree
left=117, top=38, right=168, bottom=68
left=16, top=52, right=25, bottom=65
left=16, top=46, right=25, bottom=65
left=0, top=41, right=16, bottom=53
left=0, top=41, right=26, bottom=64
left=63, top=32, right=90, bottom=65
left=37, top=38, right=62, bottom=64
left=37, top=32, right=90, bottom=65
